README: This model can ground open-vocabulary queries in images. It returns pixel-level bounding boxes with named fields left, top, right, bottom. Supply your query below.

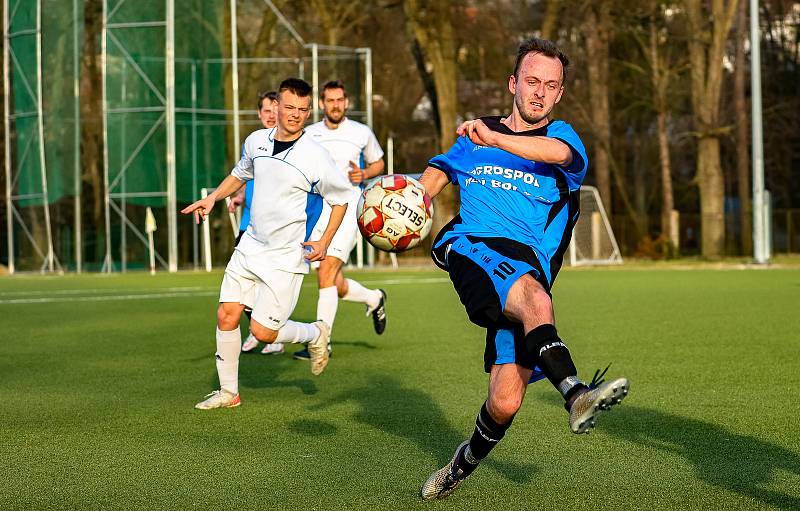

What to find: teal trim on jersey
left=251, top=155, right=313, bottom=186
left=304, top=182, right=323, bottom=241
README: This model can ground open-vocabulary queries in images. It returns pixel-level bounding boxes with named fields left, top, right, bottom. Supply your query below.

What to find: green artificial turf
left=1, top=267, right=798, bottom=510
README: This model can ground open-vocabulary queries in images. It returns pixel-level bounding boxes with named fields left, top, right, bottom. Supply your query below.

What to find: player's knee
left=216, top=305, right=240, bottom=330
left=250, top=323, right=278, bottom=343
left=488, top=394, right=523, bottom=423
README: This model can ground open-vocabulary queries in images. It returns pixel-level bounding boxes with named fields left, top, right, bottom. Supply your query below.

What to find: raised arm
left=458, top=119, right=572, bottom=166
left=180, top=175, right=245, bottom=224
left=418, top=166, right=451, bottom=200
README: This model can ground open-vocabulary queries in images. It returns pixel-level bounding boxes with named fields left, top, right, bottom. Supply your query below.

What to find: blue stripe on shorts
left=493, top=327, right=547, bottom=385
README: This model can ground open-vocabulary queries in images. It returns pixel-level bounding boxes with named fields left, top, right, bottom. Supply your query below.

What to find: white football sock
left=215, top=327, right=241, bottom=395
left=317, top=286, right=339, bottom=329
left=276, top=320, right=320, bottom=344
left=317, top=286, right=339, bottom=332
left=342, top=278, right=381, bottom=309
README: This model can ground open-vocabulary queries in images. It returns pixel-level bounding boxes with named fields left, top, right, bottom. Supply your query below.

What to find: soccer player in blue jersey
left=418, top=38, right=629, bottom=500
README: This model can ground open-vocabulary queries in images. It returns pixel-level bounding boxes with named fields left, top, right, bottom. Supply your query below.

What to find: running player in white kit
left=293, top=81, right=388, bottom=361
left=181, top=78, right=353, bottom=410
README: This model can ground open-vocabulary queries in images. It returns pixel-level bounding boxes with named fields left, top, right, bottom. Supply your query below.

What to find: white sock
left=343, top=278, right=381, bottom=309
left=275, top=320, right=320, bottom=344
left=317, top=286, right=339, bottom=332
left=215, top=327, right=241, bottom=395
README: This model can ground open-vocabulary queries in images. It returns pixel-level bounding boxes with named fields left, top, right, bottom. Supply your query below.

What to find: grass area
left=1, top=267, right=799, bottom=510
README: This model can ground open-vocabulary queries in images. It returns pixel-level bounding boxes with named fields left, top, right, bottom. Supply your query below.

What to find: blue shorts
left=432, top=234, right=548, bottom=383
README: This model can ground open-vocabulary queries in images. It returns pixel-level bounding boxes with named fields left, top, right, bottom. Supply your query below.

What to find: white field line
left=0, top=277, right=450, bottom=305
left=0, top=286, right=208, bottom=297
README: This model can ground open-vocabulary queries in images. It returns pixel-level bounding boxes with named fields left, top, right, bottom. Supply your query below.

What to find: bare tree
left=684, top=0, right=738, bottom=258
left=581, top=3, right=614, bottom=214
left=403, top=0, right=459, bottom=232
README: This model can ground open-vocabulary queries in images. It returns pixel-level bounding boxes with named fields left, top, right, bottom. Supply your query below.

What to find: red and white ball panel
left=357, top=175, right=433, bottom=253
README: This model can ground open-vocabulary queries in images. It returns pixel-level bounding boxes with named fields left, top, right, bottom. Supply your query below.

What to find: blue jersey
left=239, top=180, right=254, bottom=231
left=429, top=117, right=588, bottom=285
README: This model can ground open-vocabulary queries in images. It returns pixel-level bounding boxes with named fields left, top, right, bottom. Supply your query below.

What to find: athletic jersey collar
left=322, top=116, right=348, bottom=131
left=481, top=115, right=550, bottom=137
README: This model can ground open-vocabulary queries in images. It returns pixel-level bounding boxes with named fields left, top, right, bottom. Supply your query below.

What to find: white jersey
left=230, top=127, right=352, bottom=273
left=305, top=117, right=384, bottom=199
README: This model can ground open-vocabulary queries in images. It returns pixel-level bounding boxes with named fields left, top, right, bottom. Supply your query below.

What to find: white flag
left=145, top=207, right=157, bottom=233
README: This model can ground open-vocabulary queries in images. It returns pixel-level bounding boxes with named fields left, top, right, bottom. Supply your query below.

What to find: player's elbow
left=552, top=143, right=572, bottom=167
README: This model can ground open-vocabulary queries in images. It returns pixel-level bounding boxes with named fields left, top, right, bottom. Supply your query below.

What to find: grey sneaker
left=420, top=441, right=469, bottom=500
left=308, top=320, right=331, bottom=376
left=569, top=377, right=629, bottom=434
left=194, top=389, right=241, bottom=410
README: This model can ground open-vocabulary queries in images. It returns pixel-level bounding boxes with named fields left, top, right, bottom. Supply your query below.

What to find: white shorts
left=219, top=249, right=303, bottom=330
left=311, top=198, right=360, bottom=264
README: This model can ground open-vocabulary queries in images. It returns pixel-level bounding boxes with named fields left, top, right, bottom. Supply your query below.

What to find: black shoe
left=370, top=289, right=387, bottom=335
left=293, top=345, right=332, bottom=361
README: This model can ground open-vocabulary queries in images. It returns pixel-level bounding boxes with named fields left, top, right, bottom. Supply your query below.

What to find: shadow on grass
left=310, top=373, right=536, bottom=485
left=537, top=393, right=800, bottom=508
left=205, top=352, right=318, bottom=396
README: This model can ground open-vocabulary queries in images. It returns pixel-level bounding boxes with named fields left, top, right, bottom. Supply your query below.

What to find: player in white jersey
left=181, top=78, right=353, bottom=410
left=293, top=81, right=387, bottom=361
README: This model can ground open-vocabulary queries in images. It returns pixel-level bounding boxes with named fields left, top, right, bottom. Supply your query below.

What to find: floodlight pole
left=750, top=0, right=767, bottom=264
left=101, top=0, right=113, bottom=273
left=35, top=0, right=56, bottom=272
left=73, top=0, right=82, bottom=272
left=311, top=43, right=319, bottom=123
left=364, top=48, right=373, bottom=128
left=230, top=0, right=240, bottom=158
left=3, top=0, right=13, bottom=274
left=166, top=0, right=177, bottom=272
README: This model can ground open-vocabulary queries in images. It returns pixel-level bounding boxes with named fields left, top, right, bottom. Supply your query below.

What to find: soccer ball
left=357, top=174, right=433, bottom=252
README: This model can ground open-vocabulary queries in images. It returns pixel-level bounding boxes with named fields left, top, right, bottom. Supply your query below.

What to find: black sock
left=453, top=403, right=512, bottom=478
left=525, top=324, right=587, bottom=404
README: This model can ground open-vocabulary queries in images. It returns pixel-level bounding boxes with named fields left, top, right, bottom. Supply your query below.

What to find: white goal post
left=568, top=185, right=623, bottom=266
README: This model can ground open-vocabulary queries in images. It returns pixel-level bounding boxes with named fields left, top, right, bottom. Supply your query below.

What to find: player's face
left=320, top=88, right=348, bottom=125
left=509, top=52, right=564, bottom=128
left=258, top=99, right=278, bottom=129
left=277, top=90, right=311, bottom=135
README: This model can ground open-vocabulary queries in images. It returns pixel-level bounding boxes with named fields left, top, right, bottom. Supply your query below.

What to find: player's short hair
left=321, top=80, right=347, bottom=99
left=257, top=90, right=278, bottom=110
left=513, top=38, right=570, bottom=83
left=278, top=78, right=312, bottom=98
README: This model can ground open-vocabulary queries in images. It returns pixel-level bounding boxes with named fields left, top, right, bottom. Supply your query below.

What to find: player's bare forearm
left=319, top=203, right=348, bottom=244
left=364, top=159, right=385, bottom=179
left=494, top=134, right=572, bottom=166
left=459, top=119, right=572, bottom=166
left=208, top=175, right=245, bottom=202
left=303, top=203, right=347, bottom=261
left=419, top=166, right=450, bottom=199
left=181, top=175, right=245, bottom=223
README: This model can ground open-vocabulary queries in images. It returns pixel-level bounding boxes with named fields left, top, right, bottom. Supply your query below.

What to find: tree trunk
left=657, top=111, right=676, bottom=254
left=648, top=9, right=676, bottom=256
left=80, top=0, right=105, bottom=262
left=684, top=0, right=738, bottom=258
left=403, top=0, right=458, bottom=235
left=734, top=0, right=752, bottom=255
left=583, top=5, right=612, bottom=214
left=697, top=136, right=726, bottom=256
left=540, top=0, right=560, bottom=40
